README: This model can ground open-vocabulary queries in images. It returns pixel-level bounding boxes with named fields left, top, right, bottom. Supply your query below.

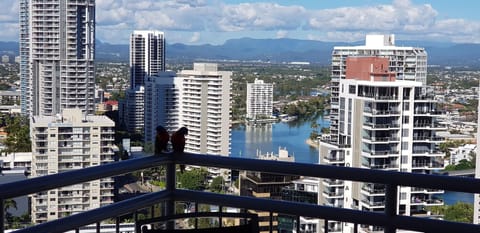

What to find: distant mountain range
left=2, top=38, right=480, bottom=66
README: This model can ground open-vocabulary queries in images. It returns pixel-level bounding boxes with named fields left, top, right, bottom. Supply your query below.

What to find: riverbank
left=306, top=138, right=319, bottom=148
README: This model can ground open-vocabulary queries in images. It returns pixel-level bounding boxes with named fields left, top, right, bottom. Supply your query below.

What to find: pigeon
left=154, top=125, right=170, bottom=155
left=171, top=127, right=188, bottom=173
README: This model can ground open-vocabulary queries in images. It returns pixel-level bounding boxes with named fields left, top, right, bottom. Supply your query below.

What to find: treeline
left=282, top=96, right=328, bottom=118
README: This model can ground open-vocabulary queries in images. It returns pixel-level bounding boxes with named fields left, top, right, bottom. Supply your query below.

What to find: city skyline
left=1, top=0, right=480, bottom=45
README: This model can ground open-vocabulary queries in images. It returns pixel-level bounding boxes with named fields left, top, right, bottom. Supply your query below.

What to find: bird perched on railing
left=171, top=127, right=188, bottom=173
left=155, top=125, right=170, bottom=155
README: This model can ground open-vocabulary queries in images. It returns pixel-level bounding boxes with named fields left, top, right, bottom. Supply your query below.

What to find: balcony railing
left=0, top=153, right=479, bottom=233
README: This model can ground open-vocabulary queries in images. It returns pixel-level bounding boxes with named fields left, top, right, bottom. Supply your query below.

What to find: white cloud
left=307, top=0, right=437, bottom=32
left=189, top=32, right=201, bottom=43
left=1, top=0, right=480, bottom=44
left=276, top=30, right=288, bottom=39
left=217, top=3, right=306, bottom=32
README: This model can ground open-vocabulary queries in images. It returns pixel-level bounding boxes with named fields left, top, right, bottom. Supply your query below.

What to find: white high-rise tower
left=320, top=37, right=444, bottom=233
left=30, top=109, right=115, bottom=223
left=246, top=79, right=274, bottom=120
left=145, top=63, right=232, bottom=156
left=474, top=84, right=480, bottom=224
left=123, top=30, right=165, bottom=134
left=20, top=0, right=96, bottom=116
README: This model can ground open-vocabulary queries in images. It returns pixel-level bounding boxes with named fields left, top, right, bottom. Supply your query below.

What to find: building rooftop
left=31, top=109, right=114, bottom=126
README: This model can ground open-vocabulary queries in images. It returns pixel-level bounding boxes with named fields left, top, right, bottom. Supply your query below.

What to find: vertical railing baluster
left=96, top=221, right=100, bottom=233
left=195, top=202, right=198, bottom=229
left=269, top=211, right=273, bottom=233
left=75, top=228, right=80, bottom=233
left=354, top=223, right=358, bottom=233
left=115, top=216, right=120, bottom=233
left=296, top=215, right=300, bottom=233
left=385, top=184, right=398, bottom=233
left=165, top=156, right=176, bottom=230
left=0, top=198, right=3, bottom=233
left=219, top=205, right=223, bottom=228
left=324, top=219, right=329, bottom=233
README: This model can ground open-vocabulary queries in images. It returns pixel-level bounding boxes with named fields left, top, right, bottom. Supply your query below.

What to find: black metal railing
left=1, top=153, right=480, bottom=233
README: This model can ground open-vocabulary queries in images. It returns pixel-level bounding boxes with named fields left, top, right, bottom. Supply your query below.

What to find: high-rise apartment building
left=475, top=86, right=480, bottom=224
left=246, top=79, right=273, bottom=120
left=145, top=63, right=232, bottom=156
left=144, top=71, right=180, bottom=142
left=319, top=56, right=445, bottom=232
left=20, top=0, right=96, bottom=116
left=30, top=109, right=115, bottom=223
left=130, top=30, right=165, bottom=89
left=123, top=30, right=166, bottom=134
left=329, top=34, right=427, bottom=144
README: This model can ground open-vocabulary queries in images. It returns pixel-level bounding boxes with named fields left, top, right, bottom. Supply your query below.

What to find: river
left=229, top=115, right=473, bottom=205
left=230, top=115, right=329, bottom=163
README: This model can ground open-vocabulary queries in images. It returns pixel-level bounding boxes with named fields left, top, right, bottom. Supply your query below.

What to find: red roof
left=104, top=100, right=118, bottom=106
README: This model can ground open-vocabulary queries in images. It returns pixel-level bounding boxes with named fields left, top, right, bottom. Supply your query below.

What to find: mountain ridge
left=2, top=38, right=480, bottom=66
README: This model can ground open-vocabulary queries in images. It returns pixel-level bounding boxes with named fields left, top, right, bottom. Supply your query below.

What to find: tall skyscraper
left=145, top=63, right=232, bottom=156
left=474, top=85, right=480, bottom=224
left=123, top=30, right=165, bottom=134
left=20, top=0, right=96, bottom=116
left=30, top=109, right=115, bottom=223
left=319, top=55, right=445, bottom=232
left=329, top=34, right=427, bottom=144
left=130, top=30, right=165, bottom=89
left=246, top=79, right=273, bottom=120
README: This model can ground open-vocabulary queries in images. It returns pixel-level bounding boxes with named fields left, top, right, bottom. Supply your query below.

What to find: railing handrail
left=2, top=152, right=480, bottom=233
left=177, top=153, right=480, bottom=193
left=1, top=153, right=479, bottom=198
left=0, top=155, right=170, bottom=199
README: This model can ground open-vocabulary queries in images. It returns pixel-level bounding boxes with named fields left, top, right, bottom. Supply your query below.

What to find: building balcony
left=1, top=153, right=479, bottom=233
left=362, top=150, right=400, bottom=158
left=361, top=199, right=385, bottom=209
left=363, top=109, right=401, bottom=116
left=412, top=136, right=444, bottom=143
left=410, top=187, right=443, bottom=194
left=361, top=184, right=386, bottom=196
left=323, top=155, right=345, bottom=164
left=362, top=136, right=399, bottom=143
left=363, top=123, right=400, bottom=130
left=413, top=123, right=447, bottom=130
left=322, top=179, right=343, bottom=188
left=322, top=190, right=344, bottom=199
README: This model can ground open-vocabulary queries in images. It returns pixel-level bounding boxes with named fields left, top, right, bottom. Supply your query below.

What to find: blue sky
left=1, top=0, right=479, bottom=44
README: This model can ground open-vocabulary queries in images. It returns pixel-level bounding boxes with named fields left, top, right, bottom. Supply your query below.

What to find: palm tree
left=4, top=199, right=17, bottom=212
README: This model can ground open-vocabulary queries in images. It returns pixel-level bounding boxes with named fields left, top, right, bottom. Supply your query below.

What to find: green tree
left=444, top=202, right=473, bottom=223
left=177, top=168, right=208, bottom=191
left=4, top=116, right=31, bottom=153
left=209, top=176, right=224, bottom=193
left=427, top=202, right=473, bottom=223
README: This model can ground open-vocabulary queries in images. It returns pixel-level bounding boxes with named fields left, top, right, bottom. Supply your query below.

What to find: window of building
left=402, top=129, right=409, bottom=137
left=402, top=142, right=409, bottom=150
left=349, top=85, right=356, bottom=94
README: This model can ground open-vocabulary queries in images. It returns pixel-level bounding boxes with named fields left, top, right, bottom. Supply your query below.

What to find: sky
left=1, top=0, right=480, bottom=45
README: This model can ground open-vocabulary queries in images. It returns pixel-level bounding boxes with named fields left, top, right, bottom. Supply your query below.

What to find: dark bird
left=155, top=125, right=170, bottom=155
left=171, top=127, right=188, bottom=173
